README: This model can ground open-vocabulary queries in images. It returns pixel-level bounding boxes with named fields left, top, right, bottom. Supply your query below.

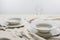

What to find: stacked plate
left=27, top=19, right=60, bottom=38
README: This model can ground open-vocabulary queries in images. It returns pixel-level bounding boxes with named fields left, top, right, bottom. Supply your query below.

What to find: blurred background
left=0, top=0, right=60, bottom=15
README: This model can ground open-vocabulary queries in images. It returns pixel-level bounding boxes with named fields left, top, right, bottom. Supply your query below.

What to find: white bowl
left=30, top=19, right=57, bottom=33
left=34, top=23, right=52, bottom=33
left=7, top=18, right=21, bottom=25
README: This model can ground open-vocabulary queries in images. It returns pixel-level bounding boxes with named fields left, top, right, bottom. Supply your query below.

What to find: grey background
left=0, top=0, right=60, bottom=15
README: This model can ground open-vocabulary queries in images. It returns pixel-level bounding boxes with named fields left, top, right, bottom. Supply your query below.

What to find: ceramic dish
left=5, top=18, right=25, bottom=28
left=29, top=19, right=57, bottom=33
left=7, top=18, right=21, bottom=25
